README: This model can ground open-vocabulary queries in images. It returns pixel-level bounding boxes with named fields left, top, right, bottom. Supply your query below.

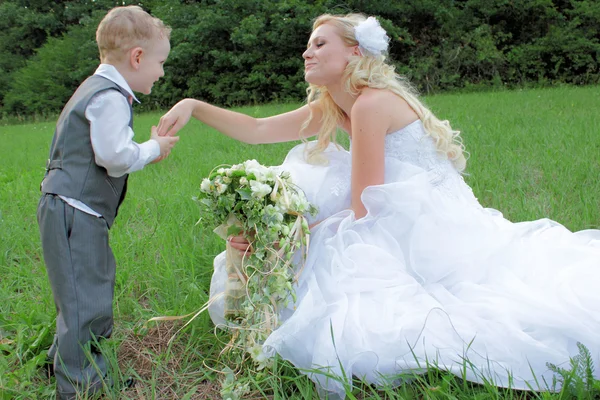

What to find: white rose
left=244, top=160, right=272, bottom=182
left=200, top=178, right=212, bottom=193
left=264, top=168, right=277, bottom=181
left=214, top=181, right=228, bottom=194
left=243, top=159, right=261, bottom=171
left=250, top=180, right=272, bottom=198
left=248, top=167, right=268, bottom=182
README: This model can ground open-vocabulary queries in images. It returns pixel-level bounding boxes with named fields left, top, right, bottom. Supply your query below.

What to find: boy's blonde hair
left=302, top=14, right=467, bottom=172
left=96, top=5, right=171, bottom=62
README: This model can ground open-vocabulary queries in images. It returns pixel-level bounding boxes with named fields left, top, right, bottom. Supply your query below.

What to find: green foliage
left=0, top=0, right=599, bottom=116
left=150, top=0, right=325, bottom=107
left=0, top=1, right=61, bottom=109
left=0, top=312, right=54, bottom=397
left=3, top=17, right=100, bottom=116
left=547, top=343, right=600, bottom=399
left=0, top=0, right=138, bottom=109
left=153, top=0, right=599, bottom=105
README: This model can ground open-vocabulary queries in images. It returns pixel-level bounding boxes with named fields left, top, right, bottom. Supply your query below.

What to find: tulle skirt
left=209, top=142, right=600, bottom=398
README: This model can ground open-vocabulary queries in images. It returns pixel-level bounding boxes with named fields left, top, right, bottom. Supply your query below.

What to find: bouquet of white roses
left=197, top=159, right=317, bottom=364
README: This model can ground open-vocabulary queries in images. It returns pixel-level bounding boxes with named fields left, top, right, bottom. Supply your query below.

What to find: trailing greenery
left=0, top=0, right=598, bottom=117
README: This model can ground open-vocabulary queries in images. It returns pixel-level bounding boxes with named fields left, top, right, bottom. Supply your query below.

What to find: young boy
left=37, top=6, right=178, bottom=399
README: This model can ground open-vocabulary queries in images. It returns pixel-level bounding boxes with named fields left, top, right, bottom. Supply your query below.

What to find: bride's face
left=303, top=23, right=355, bottom=86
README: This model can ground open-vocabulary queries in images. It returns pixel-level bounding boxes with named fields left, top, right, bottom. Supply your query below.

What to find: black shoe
left=42, top=357, right=54, bottom=378
left=122, top=376, right=136, bottom=390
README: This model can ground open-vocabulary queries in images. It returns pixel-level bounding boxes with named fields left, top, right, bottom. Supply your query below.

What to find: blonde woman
left=159, top=13, right=600, bottom=399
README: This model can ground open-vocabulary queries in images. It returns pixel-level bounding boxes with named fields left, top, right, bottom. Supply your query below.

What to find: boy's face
left=130, top=36, right=170, bottom=95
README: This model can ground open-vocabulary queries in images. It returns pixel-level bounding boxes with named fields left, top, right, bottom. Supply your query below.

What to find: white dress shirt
left=59, top=64, right=160, bottom=217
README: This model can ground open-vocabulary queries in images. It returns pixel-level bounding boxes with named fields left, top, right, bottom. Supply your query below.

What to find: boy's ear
left=130, top=47, right=144, bottom=69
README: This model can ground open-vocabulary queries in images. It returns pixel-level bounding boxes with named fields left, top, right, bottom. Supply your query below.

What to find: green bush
left=1, top=0, right=598, bottom=116
left=3, top=16, right=100, bottom=116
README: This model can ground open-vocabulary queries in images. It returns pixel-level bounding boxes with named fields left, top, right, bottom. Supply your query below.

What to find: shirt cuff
left=141, top=139, right=161, bottom=164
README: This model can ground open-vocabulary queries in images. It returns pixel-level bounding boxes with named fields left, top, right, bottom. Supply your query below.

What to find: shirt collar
left=94, top=64, right=140, bottom=104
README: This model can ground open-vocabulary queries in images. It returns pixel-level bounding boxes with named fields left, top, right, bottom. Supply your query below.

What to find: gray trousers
left=37, top=194, right=116, bottom=399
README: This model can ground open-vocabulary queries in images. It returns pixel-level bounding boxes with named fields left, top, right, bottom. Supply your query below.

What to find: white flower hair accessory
left=354, top=16, right=390, bottom=57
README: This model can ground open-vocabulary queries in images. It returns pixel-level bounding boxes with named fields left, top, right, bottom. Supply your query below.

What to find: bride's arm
left=349, top=92, right=390, bottom=219
left=157, top=98, right=323, bottom=144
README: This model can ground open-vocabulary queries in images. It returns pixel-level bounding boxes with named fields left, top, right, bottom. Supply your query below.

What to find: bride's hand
left=228, top=235, right=253, bottom=256
left=157, top=99, right=194, bottom=137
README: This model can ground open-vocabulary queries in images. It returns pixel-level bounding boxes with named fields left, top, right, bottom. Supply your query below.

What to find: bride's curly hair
left=301, top=13, right=467, bottom=172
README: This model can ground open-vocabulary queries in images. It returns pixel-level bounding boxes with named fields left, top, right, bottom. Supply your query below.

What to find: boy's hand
left=151, top=126, right=179, bottom=163
left=157, top=99, right=193, bottom=137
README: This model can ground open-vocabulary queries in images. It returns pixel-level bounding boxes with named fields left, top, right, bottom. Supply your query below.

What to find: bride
left=158, top=13, right=600, bottom=399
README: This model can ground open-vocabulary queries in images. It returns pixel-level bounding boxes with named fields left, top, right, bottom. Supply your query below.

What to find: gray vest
left=41, top=75, right=133, bottom=228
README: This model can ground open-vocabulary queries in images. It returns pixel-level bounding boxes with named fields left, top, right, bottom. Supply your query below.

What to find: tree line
left=1, top=0, right=598, bottom=117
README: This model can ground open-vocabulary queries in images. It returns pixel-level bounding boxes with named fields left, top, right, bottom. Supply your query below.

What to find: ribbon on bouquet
left=213, top=214, right=248, bottom=320
left=146, top=292, right=223, bottom=347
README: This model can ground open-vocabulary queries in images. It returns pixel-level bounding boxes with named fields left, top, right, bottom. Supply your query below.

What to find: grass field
left=1, top=85, right=599, bottom=399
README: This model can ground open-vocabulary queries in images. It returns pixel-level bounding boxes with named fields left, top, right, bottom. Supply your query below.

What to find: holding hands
left=157, top=99, right=195, bottom=137
left=151, top=99, right=195, bottom=163
left=150, top=125, right=179, bottom=163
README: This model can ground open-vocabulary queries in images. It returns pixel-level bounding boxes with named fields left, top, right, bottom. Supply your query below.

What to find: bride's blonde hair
left=302, top=13, right=467, bottom=172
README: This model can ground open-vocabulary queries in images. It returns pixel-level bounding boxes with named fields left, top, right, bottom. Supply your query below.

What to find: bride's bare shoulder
left=357, top=88, right=418, bottom=132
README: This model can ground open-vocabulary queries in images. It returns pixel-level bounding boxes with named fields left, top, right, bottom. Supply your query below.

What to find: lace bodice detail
left=385, top=120, right=455, bottom=175
left=284, top=119, right=479, bottom=224
left=382, top=120, right=477, bottom=202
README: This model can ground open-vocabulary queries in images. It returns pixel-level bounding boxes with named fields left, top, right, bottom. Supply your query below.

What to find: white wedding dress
left=209, top=120, right=600, bottom=398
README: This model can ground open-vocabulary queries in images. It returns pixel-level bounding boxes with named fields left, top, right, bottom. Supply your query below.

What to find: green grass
left=1, top=85, right=599, bottom=399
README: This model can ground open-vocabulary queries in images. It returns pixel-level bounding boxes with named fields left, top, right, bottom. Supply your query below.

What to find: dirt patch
left=118, top=322, right=222, bottom=399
